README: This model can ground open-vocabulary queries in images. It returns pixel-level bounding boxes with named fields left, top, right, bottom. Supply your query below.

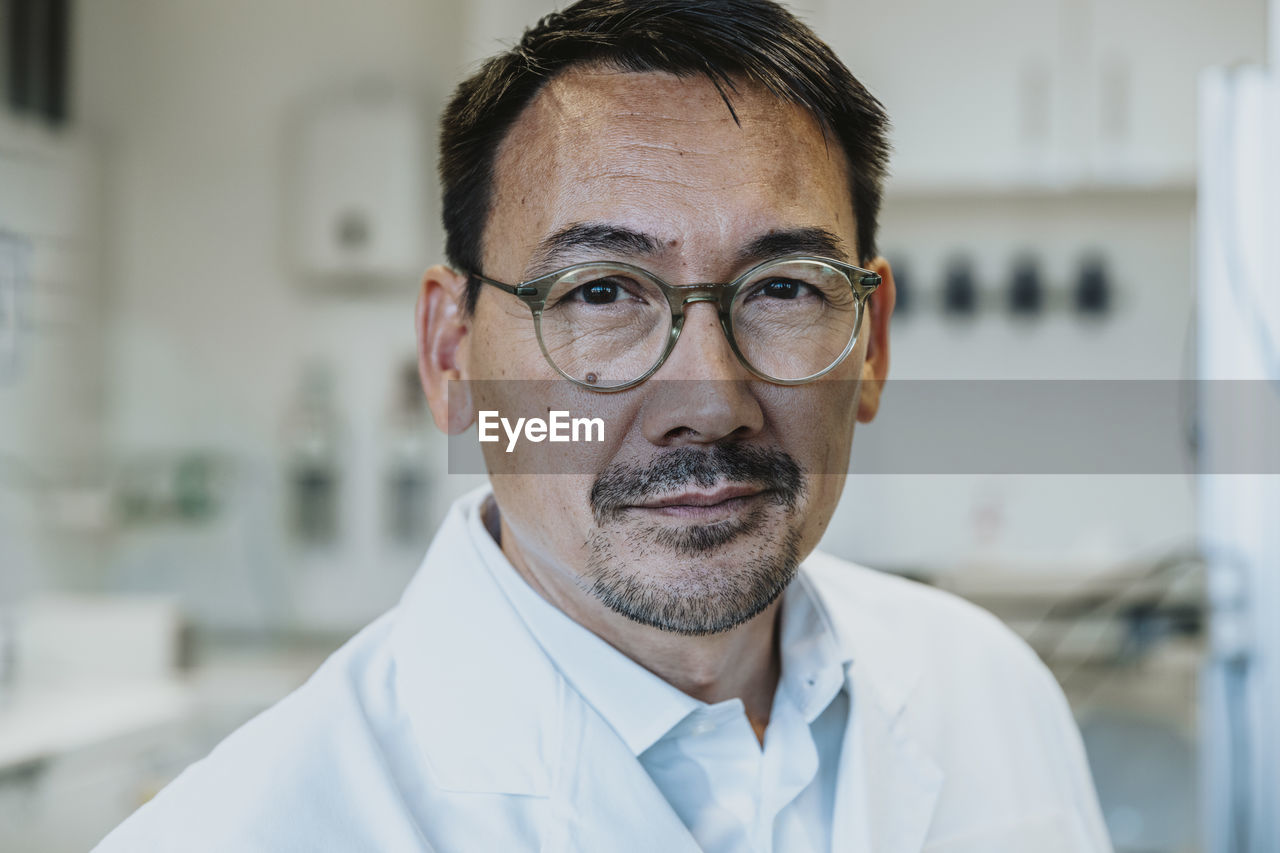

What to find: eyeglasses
left=470, top=254, right=881, bottom=392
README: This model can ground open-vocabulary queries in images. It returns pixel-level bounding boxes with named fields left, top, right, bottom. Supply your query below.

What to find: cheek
left=801, top=473, right=850, bottom=542
left=491, top=475, right=592, bottom=537
left=468, top=302, right=548, bottom=382
left=763, top=390, right=855, bottom=544
left=761, top=385, right=858, bottom=477
left=490, top=472, right=607, bottom=584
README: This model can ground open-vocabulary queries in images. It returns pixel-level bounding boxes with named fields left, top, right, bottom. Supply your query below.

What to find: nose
left=640, top=302, right=764, bottom=446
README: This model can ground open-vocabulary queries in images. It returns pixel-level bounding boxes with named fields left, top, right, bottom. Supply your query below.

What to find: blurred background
left=1, top=1, right=1278, bottom=851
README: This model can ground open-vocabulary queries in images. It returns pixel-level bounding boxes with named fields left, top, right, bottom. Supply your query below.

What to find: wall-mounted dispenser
left=889, top=255, right=912, bottom=318
left=288, top=81, right=429, bottom=283
left=1007, top=255, right=1044, bottom=317
left=1075, top=255, right=1112, bottom=317
left=942, top=256, right=978, bottom=317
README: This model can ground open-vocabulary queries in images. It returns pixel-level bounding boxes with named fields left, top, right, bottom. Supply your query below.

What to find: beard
left=582, top=445, right=806, bottom=636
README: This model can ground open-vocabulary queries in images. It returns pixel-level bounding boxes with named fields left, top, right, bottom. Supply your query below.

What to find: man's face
left=443, top=68, right=888, bottom=634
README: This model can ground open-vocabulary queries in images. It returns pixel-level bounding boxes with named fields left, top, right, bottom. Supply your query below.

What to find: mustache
left=589, top=445, right=805, bottom=524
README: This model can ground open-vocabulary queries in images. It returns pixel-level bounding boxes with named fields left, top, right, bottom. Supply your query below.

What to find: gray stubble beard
left=581, top=508, right=804, bottom=636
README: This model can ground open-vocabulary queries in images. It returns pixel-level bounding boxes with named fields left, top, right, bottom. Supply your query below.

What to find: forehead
left=484, top=67, right=855, bottom=277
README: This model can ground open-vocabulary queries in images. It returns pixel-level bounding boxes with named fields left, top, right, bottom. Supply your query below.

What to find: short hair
left=438, top=0, right=890, bottom=314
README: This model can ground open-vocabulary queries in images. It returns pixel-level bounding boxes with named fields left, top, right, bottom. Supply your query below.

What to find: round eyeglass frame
left=469, top=253, right=882, bottom=392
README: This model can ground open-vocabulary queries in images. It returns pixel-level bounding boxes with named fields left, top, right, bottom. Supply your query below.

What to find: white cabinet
left=1081, top=0, right=1266, bottom=182
left=813, top=0, right=1266, bottom=190
left=817, top=0, right=1071, bottom=188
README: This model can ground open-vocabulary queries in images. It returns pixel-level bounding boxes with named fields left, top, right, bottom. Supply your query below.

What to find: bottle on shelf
left=383, top=360, right=435, bottom=547
left=283, top=361, right=343, bottom=546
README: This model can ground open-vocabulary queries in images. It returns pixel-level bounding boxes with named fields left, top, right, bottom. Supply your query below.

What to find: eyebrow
left=525, top=222, right=663, bottom=277
left=737, top=227, right=849, bottom=267
left=524, top=222, right=850, bottom=280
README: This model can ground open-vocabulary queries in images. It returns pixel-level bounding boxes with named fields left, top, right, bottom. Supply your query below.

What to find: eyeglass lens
left=536, top=259, right=862, bottom=387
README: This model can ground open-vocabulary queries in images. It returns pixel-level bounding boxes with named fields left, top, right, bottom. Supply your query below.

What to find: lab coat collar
left=391, top=488, right=943, bottom=849
left=390, top=488, right=562, bottom=796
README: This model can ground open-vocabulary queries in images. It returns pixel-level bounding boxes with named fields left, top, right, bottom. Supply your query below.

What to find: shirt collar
left=776, top=569, right=854, bottom=724
left=466, top=493, right=853, bottom=754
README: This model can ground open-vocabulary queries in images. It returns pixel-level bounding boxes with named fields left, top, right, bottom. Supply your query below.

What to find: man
left=98, top=1, right=1112, bottom=850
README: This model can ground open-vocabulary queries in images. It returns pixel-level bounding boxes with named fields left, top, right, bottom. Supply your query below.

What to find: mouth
left=628, top=484, right=768, bottom=520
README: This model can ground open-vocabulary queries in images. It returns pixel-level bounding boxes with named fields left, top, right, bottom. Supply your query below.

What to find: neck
left=492, top=505, right=783, bottom=739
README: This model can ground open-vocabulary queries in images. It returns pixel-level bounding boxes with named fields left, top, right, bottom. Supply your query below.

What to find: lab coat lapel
left=809, top=558, right=945, bottom=852
left=837, top=668, right=944, bottom=853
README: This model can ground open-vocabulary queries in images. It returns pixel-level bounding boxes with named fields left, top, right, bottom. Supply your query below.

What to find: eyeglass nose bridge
left=665, top=282, right=736, bottom=314
left=659, top=284, right=753, bottom=382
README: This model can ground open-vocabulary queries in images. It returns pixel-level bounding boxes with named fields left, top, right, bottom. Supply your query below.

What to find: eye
left=755, top=278, right=816, bottom=300
left=566, top=276, right=648, bottom=306
left=580, top=280, right=620, bottom=304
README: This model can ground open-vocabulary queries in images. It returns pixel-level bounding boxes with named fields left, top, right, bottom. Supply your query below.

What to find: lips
left=633, top=484, right=764, bottom=510
left=588, top=445, right=804, bottom=526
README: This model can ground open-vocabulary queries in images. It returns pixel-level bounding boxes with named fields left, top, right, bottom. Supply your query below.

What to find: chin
left=581, top=522, right=803, bottom=635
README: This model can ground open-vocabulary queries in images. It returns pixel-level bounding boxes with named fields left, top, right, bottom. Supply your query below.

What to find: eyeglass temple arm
left=471, top=272, right=541, bottom=300
left=855, top=271, right=882, bottom=296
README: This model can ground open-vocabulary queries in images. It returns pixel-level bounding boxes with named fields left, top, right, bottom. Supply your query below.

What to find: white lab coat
left=96, top=491, right=1113, bottom=852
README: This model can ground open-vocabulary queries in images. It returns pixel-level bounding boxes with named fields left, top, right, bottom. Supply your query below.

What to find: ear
left=416, top=264, right=476, bottom=434
left=856, top=256, right=895, bottom=424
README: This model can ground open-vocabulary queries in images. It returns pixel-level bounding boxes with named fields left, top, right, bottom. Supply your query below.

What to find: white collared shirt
left=471, top=496, right=863, bottom=853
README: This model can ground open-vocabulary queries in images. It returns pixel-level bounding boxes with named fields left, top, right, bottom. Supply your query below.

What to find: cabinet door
left=1083, top=0, right=1266, bottom=181
left=814, top=0, right=1070, bottom=188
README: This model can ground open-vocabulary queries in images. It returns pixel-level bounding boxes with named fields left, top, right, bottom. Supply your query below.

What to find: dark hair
left=438, top=0, right=890, bottom=314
